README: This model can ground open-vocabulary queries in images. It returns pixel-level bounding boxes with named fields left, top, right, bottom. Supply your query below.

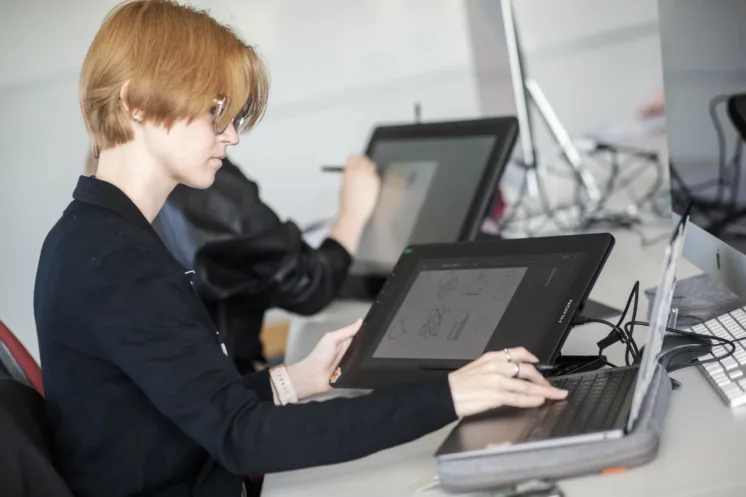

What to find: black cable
left=582, top=316, right=638, bottom=366
left=627, top=281, right=641, bottom=366
left=625, top=320, right=739, bottom=373
left=589, top=281, right=642, bottom=365
left=501, top=138, right=666, bottom=236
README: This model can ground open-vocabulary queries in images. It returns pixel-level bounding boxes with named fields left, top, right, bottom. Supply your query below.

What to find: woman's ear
left=119, top=82, right=143, bottom=123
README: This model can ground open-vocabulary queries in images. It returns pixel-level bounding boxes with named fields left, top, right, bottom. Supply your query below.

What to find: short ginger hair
left=80, top=0, right=269, bottom=157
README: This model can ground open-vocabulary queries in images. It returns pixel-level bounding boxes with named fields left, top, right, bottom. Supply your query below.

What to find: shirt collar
left=72, top=175, right=153, bottom=229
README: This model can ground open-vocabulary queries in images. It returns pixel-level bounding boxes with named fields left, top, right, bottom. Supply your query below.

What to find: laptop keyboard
left=523, top=367, right=637, bottom=441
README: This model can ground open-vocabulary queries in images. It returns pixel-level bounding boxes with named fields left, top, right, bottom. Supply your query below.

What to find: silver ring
left=503, top=348, right=512, bottom=362
left=512, top=363, right=520, bottom=378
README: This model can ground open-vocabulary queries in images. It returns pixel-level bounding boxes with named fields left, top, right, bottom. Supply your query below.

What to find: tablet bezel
left=330, top=233, right=615, bottom=390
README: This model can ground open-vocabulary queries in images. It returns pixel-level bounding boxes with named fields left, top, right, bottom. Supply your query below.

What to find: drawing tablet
left=329, top=233, right=615, bottom=390
left=339, top=117, right=519, bottom=300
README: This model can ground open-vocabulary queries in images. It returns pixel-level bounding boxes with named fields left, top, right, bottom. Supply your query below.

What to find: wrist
left=329, top=213, right=367, bottom=254
left=336, top=210, right=368, bottom=232
left=269, top=365, right=299, bottom=405
left=284, top=361, right=319, bottom=400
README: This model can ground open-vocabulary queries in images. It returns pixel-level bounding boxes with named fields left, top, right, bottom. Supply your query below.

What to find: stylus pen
left=321, top=165, right=344, bottom=173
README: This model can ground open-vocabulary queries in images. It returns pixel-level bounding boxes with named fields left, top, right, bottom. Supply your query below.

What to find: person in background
left=637, top=89, right=665, bottom=118
left=34, top=2, right=568, bottom=497
left=150, top=153, right=379, bottom=373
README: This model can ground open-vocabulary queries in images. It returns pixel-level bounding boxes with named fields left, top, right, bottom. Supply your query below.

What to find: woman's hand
left=329, top=155, right=381, bottom=254
left=448, top=348, right=568, bottom=418
left=339, top=154, right=381, bottom=224
left=286, top=320, right=361, bottom=400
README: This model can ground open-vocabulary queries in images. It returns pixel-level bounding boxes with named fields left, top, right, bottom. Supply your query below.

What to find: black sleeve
left=173, top=161, right=351, bottom=315
left=92, top=249, right=457, bottom=476
left=242, top=368, right=273, bottom=402
left=194, top=225, right=351, bottom=316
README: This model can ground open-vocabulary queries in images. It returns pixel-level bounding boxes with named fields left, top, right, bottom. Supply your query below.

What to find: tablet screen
left=371, top=251, right=585, bottom=362
left=351, top=135, right=498, bottom=275
left=355, top=161, right=438, bottom=269
left=373, top=267, right=527, bottom=360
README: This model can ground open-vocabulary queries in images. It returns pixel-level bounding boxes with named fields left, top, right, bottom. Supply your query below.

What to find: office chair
left=0, top=321, right=44, bottom=396
left=0, top=380, right=75, bottom=497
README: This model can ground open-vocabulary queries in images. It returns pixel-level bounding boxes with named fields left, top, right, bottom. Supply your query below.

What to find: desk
left=264, top=230, right=746, bottom=497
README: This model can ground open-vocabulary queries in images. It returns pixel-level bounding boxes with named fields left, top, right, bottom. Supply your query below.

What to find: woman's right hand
left=338, top=154, right=381, bottom=225
left=447, top=348, right=568, bottom=418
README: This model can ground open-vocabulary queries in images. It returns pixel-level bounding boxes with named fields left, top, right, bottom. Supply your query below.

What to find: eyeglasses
left=211, top=96, right=250, bottom=134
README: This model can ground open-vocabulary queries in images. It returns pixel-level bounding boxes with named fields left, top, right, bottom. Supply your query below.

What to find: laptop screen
left=626, top=208, right=690, bottom=431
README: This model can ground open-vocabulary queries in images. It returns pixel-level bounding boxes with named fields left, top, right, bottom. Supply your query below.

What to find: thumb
left=333, top=337, right=355, bottom=366
left=331, top=319, right=362, bottom=341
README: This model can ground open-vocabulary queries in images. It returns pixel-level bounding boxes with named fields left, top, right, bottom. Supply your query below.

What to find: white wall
left=466, top=0, right=665, bottom=193
left=0, top=0, right=668, bottom=358
left=0, top=0, right=482, bottom=358
left=514, top=0, right=662, bottom=144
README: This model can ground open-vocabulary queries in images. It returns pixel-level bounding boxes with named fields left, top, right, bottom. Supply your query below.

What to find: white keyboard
left=690, top=307, right=746, bottom=408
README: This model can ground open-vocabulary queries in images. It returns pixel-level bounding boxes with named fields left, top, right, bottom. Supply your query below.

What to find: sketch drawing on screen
left=463, top=272, right=489, bottom=296
left=493, top=270, right=518, bottom=300
left=438, top=271, right=459, bottom=299
left=447, top=310, right=470, bottom=341
left=419, top=305, right=451, bottom=339
left=355, top=161, right=438, bottom=268
left=373, top=267, right=529, bottom=360
left=388, top=315, right=410, bottom=340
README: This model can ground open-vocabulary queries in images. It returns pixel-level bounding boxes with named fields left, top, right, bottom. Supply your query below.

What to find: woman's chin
left=183, top=170, right=218, bottom=189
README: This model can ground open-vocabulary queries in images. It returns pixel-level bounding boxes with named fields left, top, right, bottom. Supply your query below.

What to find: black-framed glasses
left=211, top=96, right=250, bottom=134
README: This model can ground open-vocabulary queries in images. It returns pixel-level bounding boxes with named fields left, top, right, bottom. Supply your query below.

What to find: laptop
left=435, top=206, right=690, bottom=458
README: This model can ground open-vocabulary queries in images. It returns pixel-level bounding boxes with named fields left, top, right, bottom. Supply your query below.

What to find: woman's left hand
left=286, top=320, right=361, bottom=399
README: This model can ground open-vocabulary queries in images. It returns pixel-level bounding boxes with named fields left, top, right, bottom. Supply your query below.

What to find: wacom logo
left=558, top=299, right=573, bottom=323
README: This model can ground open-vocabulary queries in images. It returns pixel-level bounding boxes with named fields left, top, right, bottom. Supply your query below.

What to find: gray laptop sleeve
left=436, top=364, right=672, bottom=492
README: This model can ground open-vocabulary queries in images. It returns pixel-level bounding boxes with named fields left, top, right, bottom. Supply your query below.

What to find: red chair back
left=0, top=321, right=44, bottom=397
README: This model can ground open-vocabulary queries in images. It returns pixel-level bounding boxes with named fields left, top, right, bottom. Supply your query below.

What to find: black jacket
left=152, top=159, right=351, bottom=371
left=34, top=176, right=457, bottom=497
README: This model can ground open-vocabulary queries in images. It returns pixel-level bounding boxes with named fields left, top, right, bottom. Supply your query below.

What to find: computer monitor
left=659, top=0, right=746, bottom=299
left=339, top=117, right=518, bottom=300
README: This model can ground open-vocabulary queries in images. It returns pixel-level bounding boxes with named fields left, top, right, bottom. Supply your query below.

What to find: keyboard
left=690, top=307, right=746, bottom=408
left=523, top=367, right=637, bottom=441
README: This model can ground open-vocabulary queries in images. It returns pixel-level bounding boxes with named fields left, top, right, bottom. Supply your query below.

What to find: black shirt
left=152, top=159, right=353, bottom=372
left=34, top=176, right=457, bottom=497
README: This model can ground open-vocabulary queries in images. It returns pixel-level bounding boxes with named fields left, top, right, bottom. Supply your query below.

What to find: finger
left=459, top=352, right=500, bottom=374
left=337, top=337, right=354, bottom=358
left=513, top=363, right=552, bottom=387
left=497, top=392, right=547, bottom=408
left=332, top=337, right=354, bottom=367
left=496, top=376, right=568, bottom=399
left=506, top=347, right=539, bottom=363
left=331, top=319, right=362, bottom=340
left=480, top=351, right=506, bottom=364
left=490, top=361, right=540, bottom=383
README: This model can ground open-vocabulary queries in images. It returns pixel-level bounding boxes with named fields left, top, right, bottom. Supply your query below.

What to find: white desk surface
left=264, top=230, right=746, bottom=497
